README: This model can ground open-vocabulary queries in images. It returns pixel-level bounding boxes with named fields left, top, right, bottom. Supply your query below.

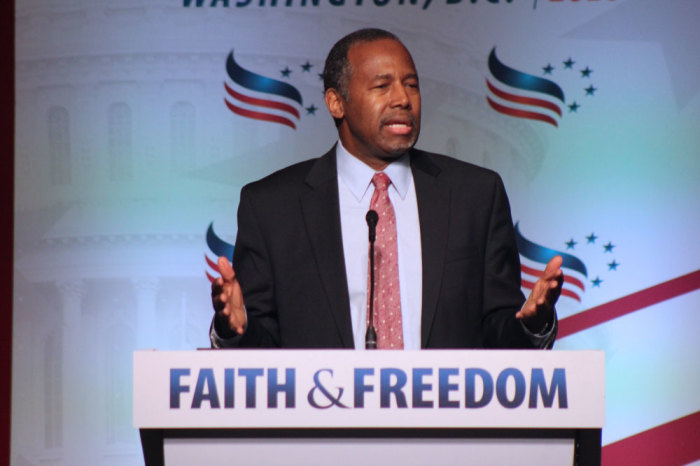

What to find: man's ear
left=324, top=88, right=345, bottom=120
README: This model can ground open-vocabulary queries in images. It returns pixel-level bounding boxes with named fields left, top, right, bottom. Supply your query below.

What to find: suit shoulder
left=412, top=149, right=503, bottom=185
left=242, top=157, right=318, bottom=196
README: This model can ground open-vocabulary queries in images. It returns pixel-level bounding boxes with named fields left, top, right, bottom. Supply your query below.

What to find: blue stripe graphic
left=206, top=222, right=234, bottom=261
left=515, top=223, right=587, bottom=277
left=226, top=50, right=303, bottom=105
left=488, top=48, right=565, bottom=103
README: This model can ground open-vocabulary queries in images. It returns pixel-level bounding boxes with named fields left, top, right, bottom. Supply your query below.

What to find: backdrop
left=13, top=0, right=699, bottom=464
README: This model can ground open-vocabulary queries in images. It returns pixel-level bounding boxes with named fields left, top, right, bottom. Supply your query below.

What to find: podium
left=134, top=350, right=604, bottom=465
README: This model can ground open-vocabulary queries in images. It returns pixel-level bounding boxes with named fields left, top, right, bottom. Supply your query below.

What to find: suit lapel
left=299, top=149, right=354, bottom=347
left=411, top=151, right=450, bottom=348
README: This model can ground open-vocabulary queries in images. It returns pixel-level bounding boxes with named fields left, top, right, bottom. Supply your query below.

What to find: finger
left=212, top=294, right=227, bottom=312
left=515, top=298, right=536, bottom=319
left=536, top=283, right=555, bottom=306
left=516, top=307, right=536, bottom=320
left=542, top=255, right=563, bottom=280
left=218, top=256, right=235, bottom=282
left=228, top=280, right=247, bottom=333
left=225, top=304, right=245, bottom=335
left=533, top=276, right=549, bottom=304
left=531, top=260, right=563, bottom=305
left=211, top=277, right=224, bottom=297
left=548, top=280, right=562, bottom=294
left=544, top=277, right=564, bottom=306
left=231, top=320, right=245, bottom=335
left=517, top=277, right=552, bottom=319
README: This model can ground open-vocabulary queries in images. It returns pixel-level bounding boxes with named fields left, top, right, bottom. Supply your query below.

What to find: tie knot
left=371, top=172, right=392, bottom=192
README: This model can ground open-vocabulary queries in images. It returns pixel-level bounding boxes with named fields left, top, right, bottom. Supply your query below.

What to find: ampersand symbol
left=307, top=369, right=349, bottom=409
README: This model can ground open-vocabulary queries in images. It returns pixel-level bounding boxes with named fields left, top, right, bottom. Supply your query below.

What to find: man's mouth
left=382, top=118, right=414, bottom=135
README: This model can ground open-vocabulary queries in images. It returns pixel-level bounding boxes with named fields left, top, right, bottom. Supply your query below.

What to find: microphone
left=365, top=210, right=379, bottom=350
left=366, top=210, right=378, bottom=242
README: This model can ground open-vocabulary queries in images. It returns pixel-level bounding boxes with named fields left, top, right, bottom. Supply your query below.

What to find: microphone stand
left=365, top=210, right=378, bottom=349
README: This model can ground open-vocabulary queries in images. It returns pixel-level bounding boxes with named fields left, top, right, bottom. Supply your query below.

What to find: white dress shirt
left=336, top=141, right=422, bottom=350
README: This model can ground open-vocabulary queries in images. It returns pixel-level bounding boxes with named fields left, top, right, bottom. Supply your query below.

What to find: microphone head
left=365, top=326, right=377, bottom=350
left=366, top=210, right=378, bottom=228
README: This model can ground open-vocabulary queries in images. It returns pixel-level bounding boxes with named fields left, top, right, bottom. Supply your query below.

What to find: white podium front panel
left=134, top=349, right=604, bottom=429
left=163, top=437, right=575, bottom=466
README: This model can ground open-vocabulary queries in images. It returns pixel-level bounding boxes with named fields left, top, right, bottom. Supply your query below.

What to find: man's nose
left=389, top=83, right=410, bottom=108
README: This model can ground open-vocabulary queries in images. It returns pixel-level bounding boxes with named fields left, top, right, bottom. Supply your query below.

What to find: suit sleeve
left=217, top=185, right=281, bottom=348
left=480, top=175, right=543, bottom=349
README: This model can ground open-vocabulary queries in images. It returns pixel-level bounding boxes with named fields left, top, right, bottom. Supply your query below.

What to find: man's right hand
left=211, top=256, right=247, bottom=337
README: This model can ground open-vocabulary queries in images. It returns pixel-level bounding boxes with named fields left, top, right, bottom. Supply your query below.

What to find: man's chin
left=384, top=137, right=418, bottom=157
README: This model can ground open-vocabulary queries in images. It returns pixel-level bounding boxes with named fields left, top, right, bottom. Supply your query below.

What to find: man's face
left=326, top=39, right=421, bottom=170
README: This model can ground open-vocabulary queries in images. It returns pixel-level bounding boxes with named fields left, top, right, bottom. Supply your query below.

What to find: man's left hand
left=515, top=255, right=564, bottom=333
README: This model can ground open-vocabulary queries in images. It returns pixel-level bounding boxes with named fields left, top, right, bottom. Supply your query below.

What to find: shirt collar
left=336, top=140, right=412, bottom=202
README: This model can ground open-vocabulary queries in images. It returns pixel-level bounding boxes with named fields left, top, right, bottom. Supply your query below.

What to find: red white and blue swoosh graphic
left=486, top=47, right=599, bottom=127
left=204, top=222, right=234, bottom=283
left=515, top=222, right=587, bottom=302
left=224, top=50, right=303, bottom=129
left=486, top=48, right=566, bottom=127
left=515, top=222, right=700, bottom=338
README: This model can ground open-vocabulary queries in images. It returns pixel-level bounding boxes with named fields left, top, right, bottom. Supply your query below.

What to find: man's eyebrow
left=371, top=73, right=420, bottom=81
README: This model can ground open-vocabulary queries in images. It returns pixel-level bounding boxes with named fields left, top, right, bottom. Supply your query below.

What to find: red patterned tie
left=368, top=172, right=403, bottom=349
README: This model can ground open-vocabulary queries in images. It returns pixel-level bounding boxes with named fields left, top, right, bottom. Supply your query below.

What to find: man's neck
left=337, top=140, right=408, bottom=171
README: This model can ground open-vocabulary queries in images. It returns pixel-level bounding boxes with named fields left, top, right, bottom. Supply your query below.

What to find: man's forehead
left=348, top=39, right=416, bottom=71
left=349, top=39, right=410, bottom=58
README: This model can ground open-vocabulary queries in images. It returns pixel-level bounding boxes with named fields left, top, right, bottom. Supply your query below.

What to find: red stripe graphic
left=565, top=275, right=585, bottom=291
left=602, top=411, right=700, bottom=466
left=224, top=82, right=300, bottom=119
left=487, top=96, right=559, bottom=127
left=487, top=79, right=562, bottom=116
left=205, top=254, right=220, bottom=283
left=520, top=263, right=543, bottom=278
left=560, top=288, right=581, bottom=302
left=224, top=99, right=297, bottom=129
left=521, top=279, right=536, bottom=291
left=521, top=264, right=585, bottom=291
left=559, top=269, right=700, bottom=338
left=521, top=278, right=581, bottom=302
left=205, top=254, right=219, bottom=272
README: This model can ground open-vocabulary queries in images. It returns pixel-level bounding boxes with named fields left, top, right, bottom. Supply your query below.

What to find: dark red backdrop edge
left=1, top=1, right=15, bottom=465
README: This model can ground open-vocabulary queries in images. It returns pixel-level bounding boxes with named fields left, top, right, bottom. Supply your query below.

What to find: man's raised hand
left=211, top=256, right=247, bottom=337
left=515, top=255, right=564, bottom=333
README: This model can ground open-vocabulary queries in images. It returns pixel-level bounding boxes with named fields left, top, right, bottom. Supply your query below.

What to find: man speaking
left=210, top=28, right=563, bottom=350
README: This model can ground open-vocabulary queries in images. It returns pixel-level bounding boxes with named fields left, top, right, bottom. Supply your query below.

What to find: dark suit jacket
left=225, top=147, right=536, bottom=349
